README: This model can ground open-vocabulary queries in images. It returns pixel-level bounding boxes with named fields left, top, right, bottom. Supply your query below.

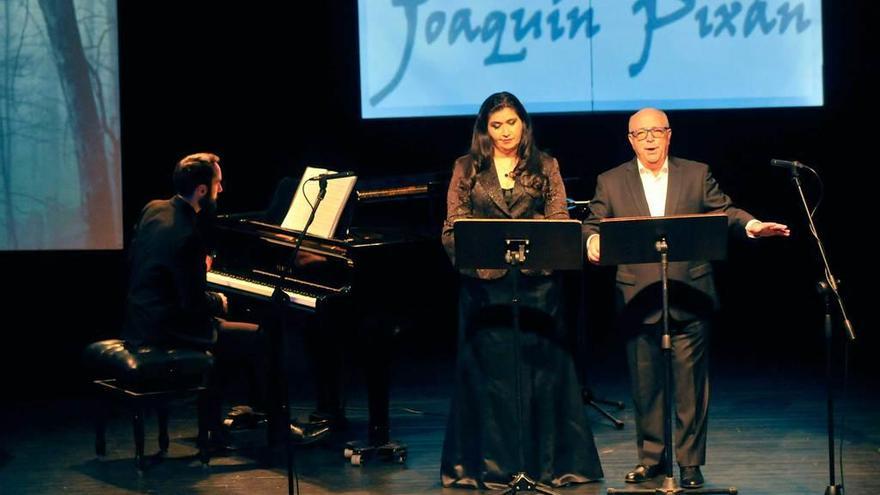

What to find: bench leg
left=196, top=398, right=210, bottom=466
left=95, top=400, right=107, bottom=456
left=133, top=407, right=146, bottom=470
left=157, top=406, right=170, bottom=454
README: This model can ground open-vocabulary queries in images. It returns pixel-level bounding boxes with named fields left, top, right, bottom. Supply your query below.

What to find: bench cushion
left=84, top=339, right=213, bottom=391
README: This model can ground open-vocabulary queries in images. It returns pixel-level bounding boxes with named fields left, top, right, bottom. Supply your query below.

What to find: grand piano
left=205, top=172, right=451, bottom=446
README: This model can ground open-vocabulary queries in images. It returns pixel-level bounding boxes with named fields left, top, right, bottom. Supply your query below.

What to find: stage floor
left=1, top=360, right=878, bottom=494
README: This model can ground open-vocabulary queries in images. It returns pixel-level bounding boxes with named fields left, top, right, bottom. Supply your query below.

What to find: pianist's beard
left=198, top=195, right=218, bottom=220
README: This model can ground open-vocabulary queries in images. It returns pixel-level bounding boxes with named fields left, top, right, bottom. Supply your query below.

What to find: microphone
left=770, top=159, right=806, bottom=169
left=314, top=170, right=356, bottom=181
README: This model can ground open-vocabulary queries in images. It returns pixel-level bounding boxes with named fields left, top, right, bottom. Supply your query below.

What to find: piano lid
left=243, top=171, right=448, bottom=242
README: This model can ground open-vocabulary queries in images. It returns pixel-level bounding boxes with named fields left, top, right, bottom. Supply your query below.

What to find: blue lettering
left=484, top=11, right=527, bottom=65
left=370, top=0, right=815, bottom=104
left=567, top=7, right=601, bottom=39
left=695, top=6, right=713, bottom=38
left=631, top=0, right=696, bottom=77
left=744, top=1, right=776, bottom=37
left=369, top=0, right=428, bottom=107
left=449, top=9, right=480, bottom=44
left=777, top=2, right=811, bottom=34
left=547, top=0, right=565, bottom=41
left=425, top=11, right=445, bottom=43
left=714, top=2, right=743, bottom=37
left=546, top=10, right=565, bottom=41
left=511, top=8, right=541, bottom=42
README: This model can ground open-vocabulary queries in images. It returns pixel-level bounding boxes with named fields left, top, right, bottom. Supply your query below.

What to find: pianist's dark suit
left=440, top=153, right=603, bottom=488
left=123, top=196, right=225, bottom=347
left=123, top=196, right=263, bottom=429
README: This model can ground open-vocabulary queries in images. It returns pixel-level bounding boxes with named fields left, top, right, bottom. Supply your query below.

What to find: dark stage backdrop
left=1, top=1, right=874, bottom=397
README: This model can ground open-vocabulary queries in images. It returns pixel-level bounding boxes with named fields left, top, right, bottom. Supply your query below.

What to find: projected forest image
left=0, top=0, right=121, bottom=250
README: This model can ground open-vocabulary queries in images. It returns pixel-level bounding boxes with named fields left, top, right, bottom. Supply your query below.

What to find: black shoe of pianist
left=223, top=405, right=267, bottom=431
left=289, top=421, right=331, bottom=445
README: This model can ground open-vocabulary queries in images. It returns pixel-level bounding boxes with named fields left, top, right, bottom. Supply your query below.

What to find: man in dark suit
left=123, top=152, right=264, bottom=446
left=123, top=153, right=228, bottom=348
left=583, top=108, right=789, bottom=488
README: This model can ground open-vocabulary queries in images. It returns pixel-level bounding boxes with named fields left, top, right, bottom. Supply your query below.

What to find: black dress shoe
left=223, top=405, right=267, bottom=430
left=625, top=463, right=665, bottom=483
left=680, top=466, right=705, bottom=488
left=289, top=421, right=331, bottom=445
left=308, top=411, right=349, bottom=431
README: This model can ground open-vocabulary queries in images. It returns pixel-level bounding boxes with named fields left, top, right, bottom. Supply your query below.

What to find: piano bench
left=82, top=339, right=214, bottom=471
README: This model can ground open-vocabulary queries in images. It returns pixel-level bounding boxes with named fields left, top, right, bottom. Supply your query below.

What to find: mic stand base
left=581, top=388, right=625, bottom=429
left=607, top=479, right=737, bottom=495
left=825, top=485, right=843, bottom=495
left=500, top=472, right=561, bottom=495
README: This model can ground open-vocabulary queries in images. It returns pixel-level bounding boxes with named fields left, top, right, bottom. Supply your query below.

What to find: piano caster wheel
left=344, top=440, right=407, bottom=467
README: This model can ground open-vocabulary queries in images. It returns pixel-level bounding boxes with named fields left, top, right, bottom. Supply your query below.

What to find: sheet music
left=281, top=166, right=357, bottom=238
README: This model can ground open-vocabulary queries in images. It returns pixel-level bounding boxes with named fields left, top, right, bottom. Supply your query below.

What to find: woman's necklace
left=495, top=156, right=517, bottom=183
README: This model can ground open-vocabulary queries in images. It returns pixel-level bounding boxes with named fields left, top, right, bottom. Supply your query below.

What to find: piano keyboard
left=206, top=271, right=318, bottom=308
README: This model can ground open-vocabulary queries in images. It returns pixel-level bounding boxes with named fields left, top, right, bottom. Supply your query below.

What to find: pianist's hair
left=468, top=92, right=548, bottom=191
left=173, top=152, right=220, bottom=196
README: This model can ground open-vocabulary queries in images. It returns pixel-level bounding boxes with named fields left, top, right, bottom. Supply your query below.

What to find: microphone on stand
left=770, top=159, right=806, bottom=170
left=310, top=171, right=356, bottom=194
left=314, top=171, right=356, bottom=181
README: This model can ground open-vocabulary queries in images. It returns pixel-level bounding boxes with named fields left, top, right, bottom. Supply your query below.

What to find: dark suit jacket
left=122, top=196, right=224, bottom=347
left=582, top=157, right=754, bottom=325
left=442, top=153, right=569, bottom=279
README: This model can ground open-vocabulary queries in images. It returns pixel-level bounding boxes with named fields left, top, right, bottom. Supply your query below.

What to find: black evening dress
left=441, top=186, right=603, bottom=489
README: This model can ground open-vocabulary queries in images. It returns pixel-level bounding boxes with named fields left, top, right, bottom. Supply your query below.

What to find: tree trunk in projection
left=1, top=1, right=19, bottom=248
left=37, top=0, right=117, bottom=248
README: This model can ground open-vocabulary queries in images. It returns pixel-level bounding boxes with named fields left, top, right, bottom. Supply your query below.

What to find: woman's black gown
left=441, top=191, right=603, bottom=489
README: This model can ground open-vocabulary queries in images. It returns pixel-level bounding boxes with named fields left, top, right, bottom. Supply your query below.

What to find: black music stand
left=454, top=218, right=583, bottom=495
left=599, top=214, right=736, bottom=495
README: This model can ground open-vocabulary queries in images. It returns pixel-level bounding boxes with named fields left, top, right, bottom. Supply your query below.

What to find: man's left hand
left=747, top=221, right=791, bottom=238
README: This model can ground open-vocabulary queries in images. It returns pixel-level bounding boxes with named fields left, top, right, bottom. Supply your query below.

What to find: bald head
left=628, top=108, right=669, bottom=131
left=627, top=108, right=671, bottom=171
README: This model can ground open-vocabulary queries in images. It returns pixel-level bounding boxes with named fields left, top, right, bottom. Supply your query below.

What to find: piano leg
left=310, top=309, right=347, bottom=429
left=361, top=315, right=394, bottom=446
left=343, top=313, right=410, bottom=466
left=264, top=315, right=289, bottom=447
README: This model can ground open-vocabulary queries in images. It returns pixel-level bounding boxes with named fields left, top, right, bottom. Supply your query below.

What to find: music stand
left=599, top=214, right=737, bottom=495
left=454, top=219, right=583, bottom=495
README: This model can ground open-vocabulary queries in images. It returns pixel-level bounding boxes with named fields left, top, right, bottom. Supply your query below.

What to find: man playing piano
left=122, top=152, right=266, bottom=449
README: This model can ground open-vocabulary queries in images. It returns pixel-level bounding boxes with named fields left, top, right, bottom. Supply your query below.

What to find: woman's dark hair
left=468, top=92, right=546, bottom=187
left=173, top=152, right=219, bottom=196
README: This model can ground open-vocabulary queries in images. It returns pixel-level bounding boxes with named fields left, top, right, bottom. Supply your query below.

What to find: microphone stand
left=788, top=164, right=855, bottom=340
left=567, top=198, right=626, bottom=429
left=785, top=162, right=855, bottom=495
left=270, top=176, right=328, bottom=495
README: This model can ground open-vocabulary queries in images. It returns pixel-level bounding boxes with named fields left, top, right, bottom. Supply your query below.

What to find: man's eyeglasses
left=628, top=127, right=670, bottom=141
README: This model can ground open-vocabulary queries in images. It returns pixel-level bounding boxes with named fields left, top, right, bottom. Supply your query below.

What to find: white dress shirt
left=637, top=158, right=669, bottom=217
